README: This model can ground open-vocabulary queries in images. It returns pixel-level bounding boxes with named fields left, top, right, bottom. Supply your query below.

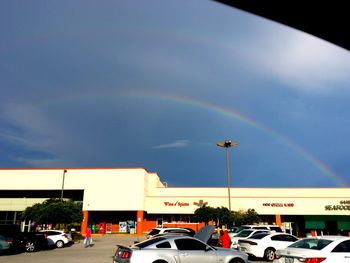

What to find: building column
left=81, top=210, right=89, bottom=236
left=136, top=210, right=144, bottom=235
left=275, top=214, right=282, bottom=227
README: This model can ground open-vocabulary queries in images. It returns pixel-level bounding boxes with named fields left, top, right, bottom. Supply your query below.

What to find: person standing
left=219, top=230, right=232, bottom=248
left=85, top=225, right=92, bottom=248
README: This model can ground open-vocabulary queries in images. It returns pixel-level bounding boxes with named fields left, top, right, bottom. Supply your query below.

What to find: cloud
left=13, top=156, right=62, bottom=167
left=0, top=103, right=59, bottom=150
left=224, top=21, right=350, bottom=96
left=152, top=140, right=190, bottom=149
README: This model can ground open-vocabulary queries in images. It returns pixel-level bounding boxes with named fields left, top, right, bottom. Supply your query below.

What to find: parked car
left=39, top=230, right=72, bottom=248
left=0, top=224, right=48, bottom=253
left=146, top=227, right=195, bottom=239
left=113, top=225, right=249, bottom=263
left=274, top=235, right=350, bottom=263
left=242, top=225, right=283, bottom=232
left=230, top=225, right=283, bottom=237
left=238, top=232, right=298, bottom=261
left=230, top=229, right=269, bottom=249
left=0, top=234, right=11, bottom=254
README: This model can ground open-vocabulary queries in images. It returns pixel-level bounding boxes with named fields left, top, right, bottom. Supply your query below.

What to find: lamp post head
left=216, top=140, right=238, bottom=148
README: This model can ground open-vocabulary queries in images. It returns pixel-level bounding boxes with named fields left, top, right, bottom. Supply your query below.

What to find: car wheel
left=56, top=240, right=64, bottom=248
left=229, top=259, right=245, bottom=263
left=25, top=241, right=36, bottom=252
left=264, top=247, right=276, bottom=261
left=152, top=260, right=168, bottom=263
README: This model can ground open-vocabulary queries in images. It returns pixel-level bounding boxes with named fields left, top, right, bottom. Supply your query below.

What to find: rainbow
left=123, top=91, right=347, bottom=187
left=40, top=90, right=347, bottom=187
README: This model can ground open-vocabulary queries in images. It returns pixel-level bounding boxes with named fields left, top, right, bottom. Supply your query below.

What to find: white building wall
left=145, top=187, right=350, bottom=216
left=1, top=168, right=350, bottom=216
left=0, top=168, right=148, bottom=211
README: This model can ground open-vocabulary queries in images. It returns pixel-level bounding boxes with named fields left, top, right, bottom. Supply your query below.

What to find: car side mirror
left=205, top=246, right=212, bottom=252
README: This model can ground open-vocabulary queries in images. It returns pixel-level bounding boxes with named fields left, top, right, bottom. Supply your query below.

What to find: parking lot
left=1, top=235, right=267, bottom=263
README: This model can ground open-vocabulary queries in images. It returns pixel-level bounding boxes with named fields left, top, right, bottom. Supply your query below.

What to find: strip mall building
left=1, top=168, right=350, bottom=237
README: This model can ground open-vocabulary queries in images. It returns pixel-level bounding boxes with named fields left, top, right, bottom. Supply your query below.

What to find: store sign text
left=262, top=203, right=294, bottom=207
left=164, top=201, right=189, bottom=207
left=325, top=200, right=350, bottom=211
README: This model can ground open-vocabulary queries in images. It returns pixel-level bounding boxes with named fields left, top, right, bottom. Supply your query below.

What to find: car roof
left=242, top=224, right=280, bottom=227
left=304, top=235, right=350, bottom=241
left=40, top=230, right=64, bottom=233
left=153, top=227, right=189, bottom=230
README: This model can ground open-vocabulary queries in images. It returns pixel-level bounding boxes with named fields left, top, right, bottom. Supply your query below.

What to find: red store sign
left=164, top=201, right=190, bottom=207
left=262, top=203, right=294, bottom=207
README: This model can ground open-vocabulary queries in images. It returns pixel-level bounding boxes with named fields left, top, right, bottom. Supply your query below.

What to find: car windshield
left=289, top=238, right=333, bottom=250
left=134, top=237, right=166, bottom=248
left=236, top=230, right=254, bottom=237
left=270, top=227, right=282, bottom=232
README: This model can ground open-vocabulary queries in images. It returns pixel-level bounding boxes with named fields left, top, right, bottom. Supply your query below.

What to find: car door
left=329, top=240, right=350, bottom=263
left=175, top=238, right=216, bottom=263
left=43, top=231, right=58, bottom=245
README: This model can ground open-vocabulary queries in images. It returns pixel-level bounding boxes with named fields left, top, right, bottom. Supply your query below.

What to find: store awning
left=338, top=221, right=350, bottom=230
left=305, top=221, right=325, bottom=229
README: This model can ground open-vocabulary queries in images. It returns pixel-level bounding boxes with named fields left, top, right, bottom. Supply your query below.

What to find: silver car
left=113, top=225, right=248, bottom=263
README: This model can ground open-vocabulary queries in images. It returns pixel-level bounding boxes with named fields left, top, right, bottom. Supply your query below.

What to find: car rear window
left=134, top=237, right=166, bottom=248
left=156, top=241, right=171, bottom=248
left=249, top=233, right=269, bottom=239
left=289, top=238, right=333, bottom=250
left=148, top=229, right=161, bottom=235
left=236, top=230, right=254, bottom=237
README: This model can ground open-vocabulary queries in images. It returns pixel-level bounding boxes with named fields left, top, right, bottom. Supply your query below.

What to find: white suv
left=39, top=230, right=72, bottom=248
left=146, top=227, right=195, bottom=239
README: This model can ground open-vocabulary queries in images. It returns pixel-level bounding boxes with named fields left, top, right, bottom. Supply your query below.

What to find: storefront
left=1, top=168, right=350, bottom=237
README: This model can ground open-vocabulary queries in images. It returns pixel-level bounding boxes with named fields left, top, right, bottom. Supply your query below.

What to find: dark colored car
left=0, top=224, right=48, bottom=253
left=0, top=234, right=12, bottom=254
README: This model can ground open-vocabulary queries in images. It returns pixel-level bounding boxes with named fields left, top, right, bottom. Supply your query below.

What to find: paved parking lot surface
left=0, top=235, right=267, bottom=263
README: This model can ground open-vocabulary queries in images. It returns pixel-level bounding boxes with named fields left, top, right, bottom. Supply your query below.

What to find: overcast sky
left=1, top=0, right=350, bottom=188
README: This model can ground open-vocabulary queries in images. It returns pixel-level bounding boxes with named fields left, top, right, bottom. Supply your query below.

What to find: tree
left=194, top=205, right=260, bottom=227
left=215, top=206, right=233, bottom=227
left=232, top=208, right=260, bottom=226
left=193, top=205, right=217, bottom=225
left=21, top=198, right=83, bottom=227
left=243, top=208, right=260, bottom=225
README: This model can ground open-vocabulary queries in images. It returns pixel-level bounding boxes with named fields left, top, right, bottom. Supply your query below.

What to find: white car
left=230, top=225, right=283, bottom=237
left=231, top=229, right=269, bottom=249
left=146, top=227, right=195, bottom=239
left=241, top=225, right=283, bottom=232
left=238, top=232, right=298, bottom=261
left=114, top=226, right=249, bottom=263
left=39, top=230, right=72, bottom=248
left=274, top=235, right=350, bottom=263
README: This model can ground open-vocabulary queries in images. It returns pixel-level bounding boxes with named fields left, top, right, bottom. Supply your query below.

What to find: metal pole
left=226, top=147, right=231, bottom=211
left=61, top=170, right=67, bottom=200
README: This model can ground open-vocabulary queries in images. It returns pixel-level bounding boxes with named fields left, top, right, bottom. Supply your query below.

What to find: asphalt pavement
left=0, top=235, right=267, bottom=263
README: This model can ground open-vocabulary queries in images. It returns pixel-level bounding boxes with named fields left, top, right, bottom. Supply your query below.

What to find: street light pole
left=61, top=169, right=67, bottom=200
left=216, top=140, right=238, bottom=211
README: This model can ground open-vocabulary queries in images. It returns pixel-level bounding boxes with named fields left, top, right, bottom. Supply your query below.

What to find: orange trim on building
left=136, top=210, right=144, bottom=235
left=275, top=214, right=282, bottom=227
left=81, top=210, right=89, bottom=236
